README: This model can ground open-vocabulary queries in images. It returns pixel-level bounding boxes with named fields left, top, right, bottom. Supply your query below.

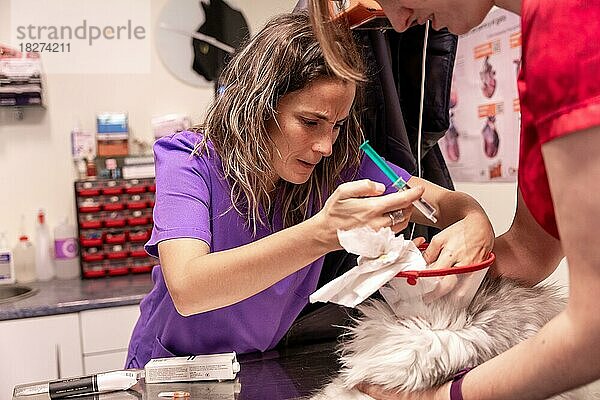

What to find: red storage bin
left=103, top=210, right=127, bottom=228
left=128, top=227, right=151, bottom=242
left=78, top=197, right=102, bottom=213
left=78, top=188, right=101, bottom=197
left=127, top=209, right=151, bottom=226
left=80, top=238, right=103, bottom=247
left=131, top=258, right=154, bottom=274
left=104, top=243, right=128, bottom=260
left=101, top=180, right=124, bottom=195
left=105, top=229, right=127, bottom=244
left=102, top=187, right=123, bottom=195
left=82, top=261, right=106, bottom=278
left=125, top=179, right=146, bottom=194
left=126, top=193, right=147, bottom=210
left=129, top=242, right=147, bottom=258
left=80, top=230, right=103, bottom=247
left=79, top=212, right=103, bottom=229
left=81, top=246, right=104, bottom=262
left=102, top=195, right=125, bottom=211
left=76, top=181, right=103, bottom=197
left=107, top=259, right=130, bottom=276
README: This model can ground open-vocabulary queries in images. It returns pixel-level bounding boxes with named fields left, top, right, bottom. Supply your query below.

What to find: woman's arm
left=160, top=219, right=330, bottom=316
left=161, top=180, right=425, bottom=316
left=458, top=124, right=600, bottom=400
left=407, top=176, right=495, bottom=268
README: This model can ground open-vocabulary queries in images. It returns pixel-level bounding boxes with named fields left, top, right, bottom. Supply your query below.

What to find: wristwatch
left=449, top=367, right=474, bottom=400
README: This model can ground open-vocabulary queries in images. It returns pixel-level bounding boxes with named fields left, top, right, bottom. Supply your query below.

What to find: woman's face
left=267, top=77, right=356, bottom=185
left=374, top=0, right=495, bottom=34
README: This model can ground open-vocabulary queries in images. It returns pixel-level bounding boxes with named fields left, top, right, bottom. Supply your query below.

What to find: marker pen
left=48, top=370, right=140, bottom=398
left=14, top=370, right=141, bottom=398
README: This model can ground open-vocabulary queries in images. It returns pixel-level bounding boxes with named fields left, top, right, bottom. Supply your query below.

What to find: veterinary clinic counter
left=0, top=274, right=154, bottom=321
left=13, top=341, right=340, bottom=400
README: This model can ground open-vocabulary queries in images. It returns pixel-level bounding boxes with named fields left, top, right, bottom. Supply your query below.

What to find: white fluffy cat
left=310, top=276, right=591, bottom=400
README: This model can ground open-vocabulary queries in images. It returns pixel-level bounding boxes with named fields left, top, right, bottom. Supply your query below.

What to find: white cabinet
left=0, top=305, right=140, bottom=399
left=79, top=305, right=140, bottom=374
left=0, top=314, right=83, bottom=400
left=82, top=350, right=130, bottom=375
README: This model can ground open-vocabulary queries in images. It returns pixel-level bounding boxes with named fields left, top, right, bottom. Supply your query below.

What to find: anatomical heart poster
left=441, top=8, right=521, bottom=182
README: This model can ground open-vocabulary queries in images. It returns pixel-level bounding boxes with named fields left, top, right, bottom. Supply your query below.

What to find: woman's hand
left=312, top=179, right=425, bottom=252
left=419, top=213, right=494, bottom=303
left=405, top=177, right=493, bottom=269
left=356, top=381, right=450, bottom=400
left=422, top=212, right=494, bottom=269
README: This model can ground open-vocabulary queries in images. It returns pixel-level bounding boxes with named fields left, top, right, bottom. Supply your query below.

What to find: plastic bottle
left=54, top=218, right=80, bottom=279
left=35, top=209, right=55, bottom=281
left=86, top=158, right=97, bottom=178
left=13, top=235, right=36, bottom=283
left=0, top=232, right=16, bottom=284
left=76, top=159, right=87, bottom=180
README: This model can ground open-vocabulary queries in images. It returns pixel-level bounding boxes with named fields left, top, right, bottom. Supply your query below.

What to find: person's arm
left=491, top=190, right=563, bottom=285
left=160, top=219, right=329, bottom=316
left=407, top=176, right=495, bottom=268
left=456, top=124, right=600, bottom=400
left=161, top=180, right=425, bottom=316
left=360, top=125, right=600, bottom=400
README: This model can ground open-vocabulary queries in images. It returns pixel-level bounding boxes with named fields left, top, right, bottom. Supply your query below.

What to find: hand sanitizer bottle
left=14, top=235, right=36, bottom=283
left=35, top=209, right=55, bottom=281
left=54, top=218, right=80, bottom=279
left=0, top=232, right=15, bottom=284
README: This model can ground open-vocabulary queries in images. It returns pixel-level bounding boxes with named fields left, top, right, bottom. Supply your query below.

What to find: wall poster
left=440, top=8, right=521, bottom=182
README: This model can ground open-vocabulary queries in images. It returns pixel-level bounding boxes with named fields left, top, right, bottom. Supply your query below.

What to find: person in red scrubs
left=309, top=0, right=600, bottom=399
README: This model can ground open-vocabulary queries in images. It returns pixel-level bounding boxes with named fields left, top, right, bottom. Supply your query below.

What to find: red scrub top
left=518, top=0, right=600, bottom=238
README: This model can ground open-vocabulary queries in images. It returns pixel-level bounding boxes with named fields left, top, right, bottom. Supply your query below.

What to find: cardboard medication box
left=144, top=352, right=240, bottom=383
left=97, top=112, right=129, bottom=157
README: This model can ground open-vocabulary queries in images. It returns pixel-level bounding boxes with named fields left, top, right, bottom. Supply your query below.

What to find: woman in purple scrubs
left=126, top=12, right=494, bottom=368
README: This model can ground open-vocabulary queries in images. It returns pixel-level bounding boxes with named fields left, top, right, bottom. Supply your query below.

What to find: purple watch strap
left=450, top=368, right=473, bottom=400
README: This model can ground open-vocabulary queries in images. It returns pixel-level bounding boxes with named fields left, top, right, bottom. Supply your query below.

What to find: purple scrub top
left=126, top=131, right=411, bottom=368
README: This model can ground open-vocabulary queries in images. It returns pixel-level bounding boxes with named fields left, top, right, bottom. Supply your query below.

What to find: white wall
left=0, top=0, right=296, bottom=245
left=454, top=182, right=516, bottom=236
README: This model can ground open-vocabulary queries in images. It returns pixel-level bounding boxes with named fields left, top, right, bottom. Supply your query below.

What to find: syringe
left=360, top=140, right=438, bottom=224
